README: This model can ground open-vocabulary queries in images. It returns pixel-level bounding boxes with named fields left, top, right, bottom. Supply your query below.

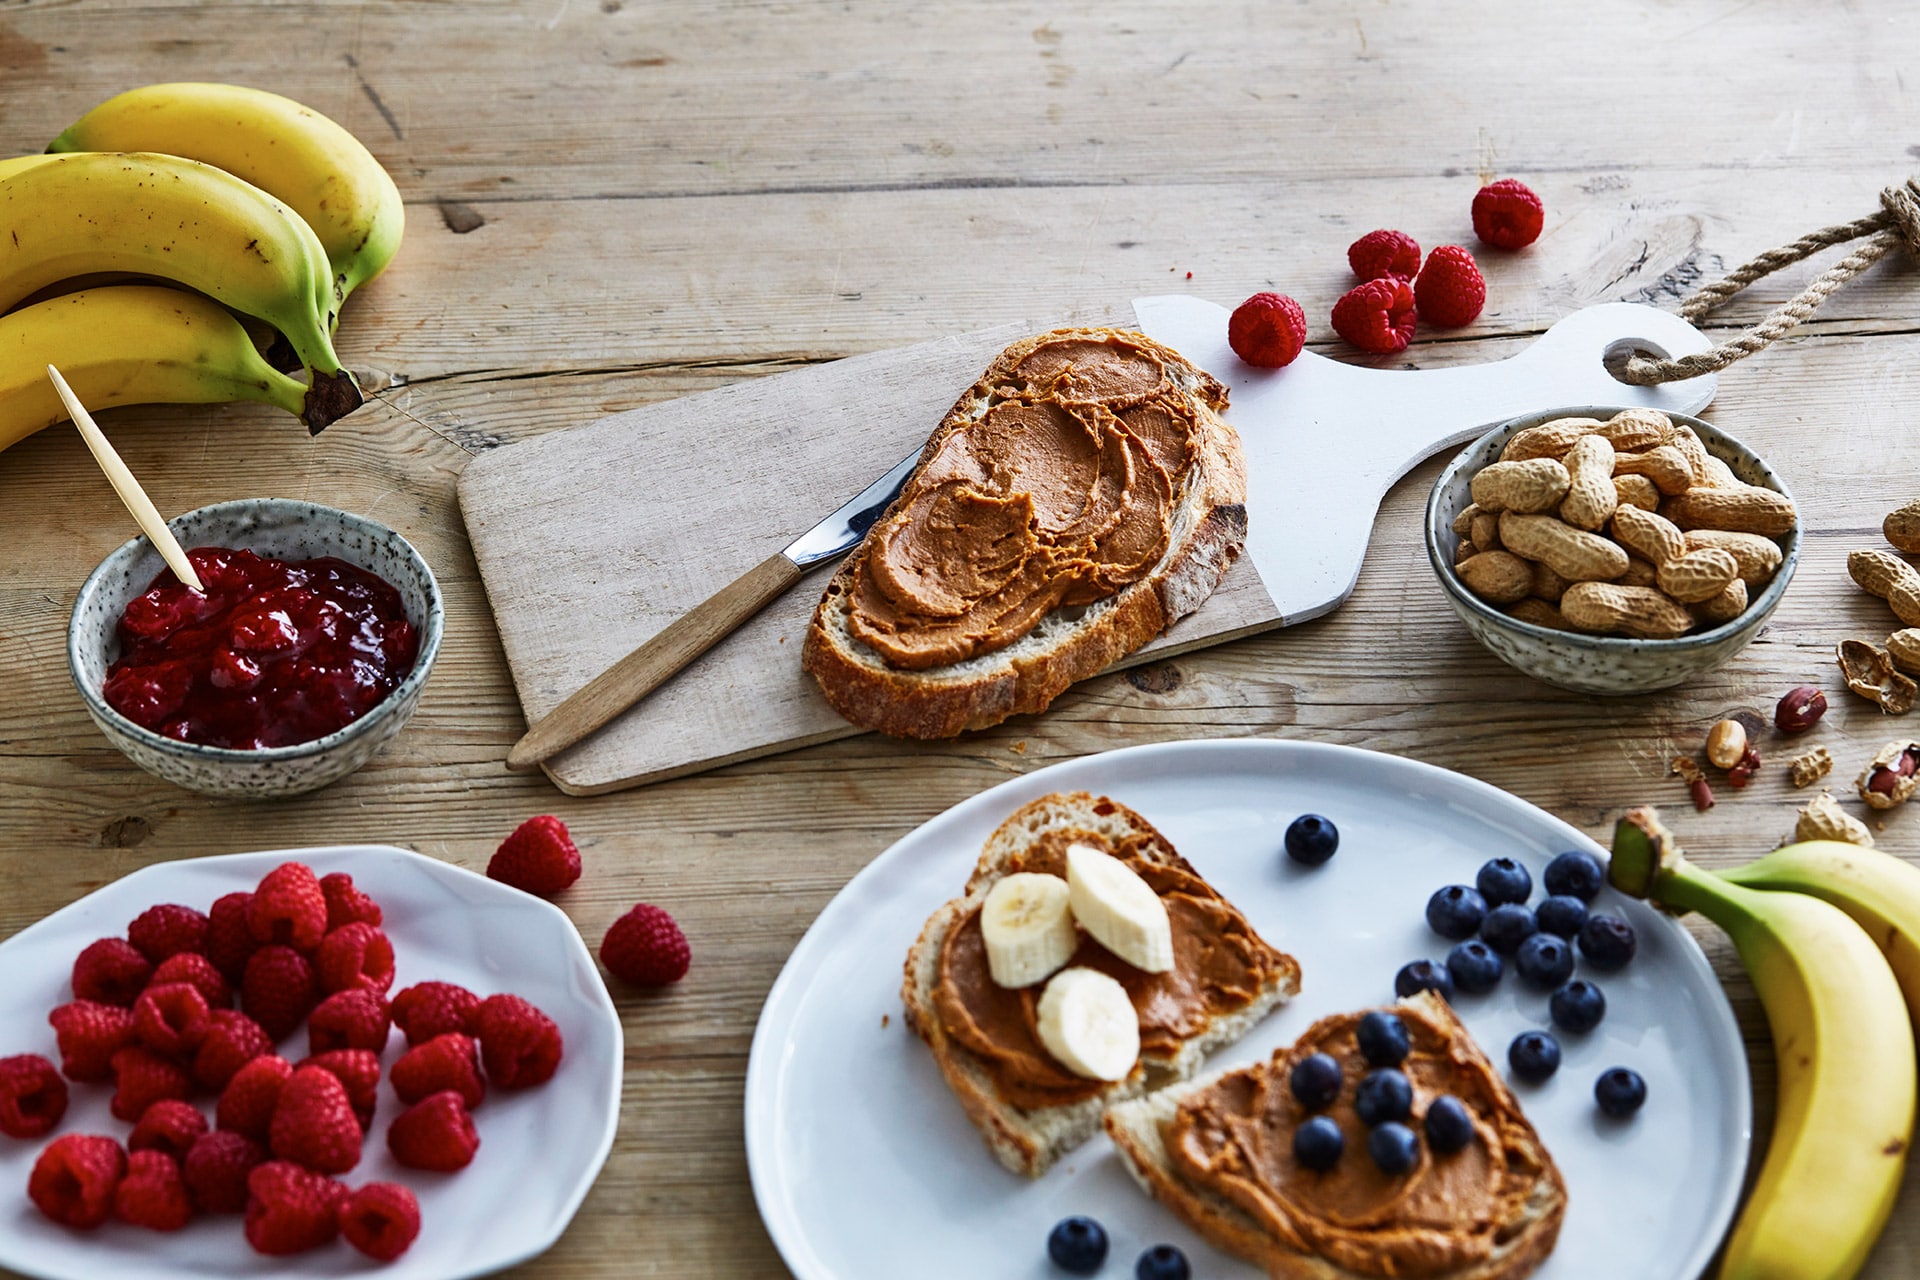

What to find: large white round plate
left=747, top=739, right=1749, bottom=1280
left=0, top=845, right=622, bottom=1280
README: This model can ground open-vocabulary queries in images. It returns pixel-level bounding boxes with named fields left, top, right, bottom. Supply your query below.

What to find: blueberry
left=1353, top=1068, right=1413, bottom=1126
left=1446, top=940, right=1504, bottom=994
left=1356, top=1011, right=1411, bottom=1066
left=1423, top=1094, right=1475, bottom=1154
left=1135, top=1244, right=1191, bottom=1280
left=1480, top=903, right=1538, bottom=955
left=1285, top=814, right=1339, bottom=866
left=1535, top=894, right=1590, bottom=938
left=1394, top=958, right=1454, bottom=1001
left=1579, top=913, right=1638, bottom=971
left=1426, top=884, right=1488, bottom=940
left=1293, top=1115, right=1345, bottom=1171
left=1595, top=1066, right=1648, bottom=1118
left=1476, top=857, right=1533, bottom=906
left=1514, top=933, right=1575, bottom=990
left=1290, top=1052, right=1344, bottom=1111
left=1509, top=1031, right=1563, bottom=1083
left=1047, top=1217, right=1109, bottom=1274
left=1549, top=979, right=1607, bottom=1033
left=1544, top=850, right=1606, bottom=901
left=1368, top=1122, right=1421, bottom=1175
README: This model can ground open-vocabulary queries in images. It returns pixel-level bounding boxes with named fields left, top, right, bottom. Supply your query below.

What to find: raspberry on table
left=148, top=951, right=233, bottom=1010
left=1472, top=178, right=1545, bottom=250
left=48, top=1000, right=137, bottom=1083
left=193, top=1009, right=274, bottom=1091
left=601, top=904, right=692, bottom=988
left=109, top=1045, right=193, bottom=1123
left=133, top=981, right=213, bottom=1058
left=487, top=814, right=584, bottom=897
left=320, top=872, right=384, bottom=931
left=244, top=1160, right=348, bottom=1255
left=339, top=1180, right=422, bottom=1261
left=268, top=1065, right=364, bottom=1176
left=1330, top=276, right=1417, bottom=354
left=241, top=944, right=321, bottom=1041
left=472, top=993, right=565, bottom=1089
left=307, top=988, right=392, bottom=1056
left=297, top=1049, right=382, bottom=1132
left=315, top=922, right=396, bottom=996
left=114, top=1148, right=194, bottom=1231
left=0, top=1054, right=68, bottom=1138
left=391, top=980, right=481, bottom=1047
left=183, top=1129, right=267, bottom=1215
left=387, top=1090, right=480, bottom=1171
left=127, top=903, right=210, bottom=965
left=1414, top=244, right=1487, bottom=328
left=391, top=1033, right=486, bottom=1110
left=128, top=1098, right=209, bottom=1161
left=1347, top=228, right=1422, bottom=281
left=29, top=1133, right=127, bottom=1229
left=206, top=891, right=261, bottom=981
left=248, top=862, right=329, bottom=953
left=72, top=937, right=154, bottom=1007
left=1226, top=292, right=1308, bottom=369
left=217, top=1054, right=294, bottom=1143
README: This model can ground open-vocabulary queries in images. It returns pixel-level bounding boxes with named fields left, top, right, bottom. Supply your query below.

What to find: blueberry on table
left=1047, top=1217, right=1109, bottom=1274
left=1354, top=1068, right=1413, bottom=1126
left=1368, top=1122, right=1421, bottom=1175
left=1290, top=1052, right=1344, bottom=1111
left=1293, top=1115, right=1345, bottom=1171
left=1514, top=933, right=1575, bottom=990
left=1446, top=940, right=1504, bottom=994
left=1135, top=1244, right=1191, bottom=1280
left=1549, top=980, right=1607, bottom=1034
left=1543, top=850, right=1606, bottom=901
left=1285, top=814, right=1339, bottom=866
left=1426, top=885, right=1488, bottom=940
left=1535, top=894, right=1590, bottom=938
left=1595, top=1066, right=1648, bottom=1118
left=1579, top=913, right=1638, bottom=971
left=1394, top=958, right=1454, bottom=1001
left=1480, top=903, right=1538, bottom=955
left=1356, top=1011, right=1411, bottom=1066
left=1424, top=1095, right=1475, bottom=1154
left=1509, top=1031, right=1563, bottom=1083
left=1476, top=856, right=1533, bottom=906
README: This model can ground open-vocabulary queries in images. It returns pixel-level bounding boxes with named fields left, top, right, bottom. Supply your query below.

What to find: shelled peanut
left=1450, top=409, right=1796, bottom=638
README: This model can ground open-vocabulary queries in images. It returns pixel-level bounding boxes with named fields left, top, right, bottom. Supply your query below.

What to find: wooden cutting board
left=456, top=296, right=1717, bottom=794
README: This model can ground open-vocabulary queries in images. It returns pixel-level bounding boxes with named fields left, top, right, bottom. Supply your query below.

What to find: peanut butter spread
left=847, top=332, right=1205, bottom=670
left=931, top=828, right=1286, bottom=1111
left=1166, top=1003, right=1549, bottom=1278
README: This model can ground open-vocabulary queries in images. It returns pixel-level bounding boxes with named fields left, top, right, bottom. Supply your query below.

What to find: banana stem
left=303, top=370, right=362, bottom=435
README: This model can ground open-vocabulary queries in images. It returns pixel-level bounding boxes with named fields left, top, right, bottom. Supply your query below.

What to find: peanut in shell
left=1885, top=500, right=1920, bottom=555
left=1498, top=512, right=1630, bottom=582
left=1472, top=458, right=1572, bottom=514
left=1597, top=408, right=1673, bottom=453
left=1683, top=530, right=1783, bottom=588
left=1611, top=504, right=1687, bottom=568
left=1613, top=474, right=1662, bottom=512
left=1457, top=551, right=1534, bottom=605
left=1657, top=547, right=1741, bottom=605
left=1849, top=549, right=1920, bottom=628
left=1614, top=445, right=1695, bottom=496
left=1558, top=434, right=1617, bottom=531
left=1661, top=486, right=1797, bottom=536
left=1500, top=417, right=1603, bottom=463
left=1888, top=629, right=1920, bottom=677
left=1560, top=581, right=1693, bottom=639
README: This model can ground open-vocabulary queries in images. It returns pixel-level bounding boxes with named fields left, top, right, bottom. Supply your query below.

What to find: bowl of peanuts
left=1425, top=405, right=1801, bottom=694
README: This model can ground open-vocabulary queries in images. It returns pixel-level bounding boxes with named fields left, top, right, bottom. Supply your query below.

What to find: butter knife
left=505, top=445, right=922, bottom=771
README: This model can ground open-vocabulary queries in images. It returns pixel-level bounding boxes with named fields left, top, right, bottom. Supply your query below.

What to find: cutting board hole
left=1602, top=336, right=1671, bottom=383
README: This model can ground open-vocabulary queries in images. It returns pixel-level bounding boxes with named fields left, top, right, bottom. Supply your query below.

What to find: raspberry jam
left=103, top=547, right=419, bottom=750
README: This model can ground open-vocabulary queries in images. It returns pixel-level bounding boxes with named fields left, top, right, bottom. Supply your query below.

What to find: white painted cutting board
left=457, top=297, right=1715, bottom=794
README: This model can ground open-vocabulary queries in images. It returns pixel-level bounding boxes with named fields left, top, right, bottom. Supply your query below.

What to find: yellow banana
left=1611, top=810, right=1914, bottom=1280
left=48, top=82, right=405, bottom=299
left=0, top=286, right=331, bottom=444
left=0, top=151, right=359, bottom=423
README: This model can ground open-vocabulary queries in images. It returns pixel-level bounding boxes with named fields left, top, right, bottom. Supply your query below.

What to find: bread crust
left=804, top=327, right=1247, bottom=739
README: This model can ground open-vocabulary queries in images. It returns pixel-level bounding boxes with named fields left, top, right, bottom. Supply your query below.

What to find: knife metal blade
left=781, top=445, right=920, bottom=567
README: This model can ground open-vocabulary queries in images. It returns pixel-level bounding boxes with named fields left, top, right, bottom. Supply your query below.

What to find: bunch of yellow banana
left=1611, top=809, right=1920, bottom=1280
left=0, top=82, right=404, bottom=444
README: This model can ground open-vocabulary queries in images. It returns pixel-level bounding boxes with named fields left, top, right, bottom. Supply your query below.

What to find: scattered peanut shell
left=1795, top=791, right=1874, bottom=846
left=1885, top=500, right=1920, bottom=555
left=1849, top=549, right=1920, bottom=628
left=1500, top=417, right=1603, bottom=463
left=1472, top=458, right=1572, bottom=514
left=1788, top=747, right=1833, bottom=788
left=1498, top=512, right=1631, bottom=582
left=1682, top=529, right=1783, bottom=588
left=1457, top=550, right=1534, bottom=605
left=1856, top=740, right=1920, bottom=811
left=1838, top=639, right=1918, bottom=714
left=1612, top=474, right=1662, bottom=512
left=1561, top=581, right=1693, bottom=639
left=1657, top=546, right=1741, bottom=605
left=1661, top=485, right=1797, bottom=536
left=1889, top=629, right=1920, bottom=677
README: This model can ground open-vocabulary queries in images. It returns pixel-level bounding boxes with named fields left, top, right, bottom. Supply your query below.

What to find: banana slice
left=980, top=873, right=1079, bottom=988
left=1066, top=842, right=1174, bottom=973
left=1035, top=967, right=1140, bottom=1081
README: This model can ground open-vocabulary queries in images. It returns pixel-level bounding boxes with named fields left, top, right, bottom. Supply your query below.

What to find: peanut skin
left=1472, top=458, right=1572, bottom=514
left=1560, top=581, right=1694, bottom=639
left=1498, top=512, right=1630, bottom=582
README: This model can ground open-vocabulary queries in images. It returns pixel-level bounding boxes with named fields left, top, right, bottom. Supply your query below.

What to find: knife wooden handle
left=506, top=552, right=805, bottom=772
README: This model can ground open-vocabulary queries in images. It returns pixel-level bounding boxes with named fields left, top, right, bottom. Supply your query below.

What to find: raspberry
left=307, top=988, right=392, bottom=1056
left=1226, top=293, right=1308, bottom=369
left=127, top=903, right=209, bottom=964
left=217, top=1054, right=293, bottom=1143
left=114, top=1148, right=193, bottom=1230
left=338, top=1180, right=422, bottom=1261
left=48, top=1000, right=137, bottom=1082
left=472, top=993, right=565, bottom=1089
left=242, top=944, right=320, bottom=1041
left=1347, top=229, right=1422, bottom=281
left=193, top=1009, right=273, bottom=1091
left=206, top=891, right=260, bottom=981
left=1330, top=277, right=1417, bottom=354
left=297, top=1049, right=381, bottom=1132
left=133, top=981, right=213, bottom=1058
left=72, top=937, right=153, bottom=1007
left=29, top=1133, right=126, bottom=1228
left=1472, top=178, right=1545, bottom=251
left=183, top=1129, right=267, bottom=1214
left=387, top=1091, right=480, bottom=1171
left=148, top=951, right=233, bottom=1009
left=319, top=872, right=383, bottom=930
left=244, top=1160, right=347, bottom=1255
left=391, top=981, right=481, bottom=1047
left=128, top=1099, right=208, bottom=1160
left=391, top=1033, right=486, bottom=1110
left=109, top=1045, right=192, bottom=1123
left=248, top=862, right=328, bottom=953
left=268, top=1065, right=363, bottom=1175
left=0, top=1054, right=68, bottom=1138
left=1414, top=245, right=1487, bottom=328
left=487, top=814, right=583, bottom=897
left=602, top=904, right=692, bottom=988
left=315, top=922, right=396, bottom=996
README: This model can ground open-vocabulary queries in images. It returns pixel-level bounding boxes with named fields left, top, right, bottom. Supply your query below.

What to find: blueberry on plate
left=1514, top=933, right=1575, bottom=990
left=1394, top=958, right=1454, bottom=1001
left=1136, top=1244, right=1191, bottom=1280
left=1446, top=940, right=1504, bottom=995
left=1480, top=903, right=1538, bottom=955
left=1543, top=850, right=1606, bottom=901
left=1579, top=913, right=1638, bottom=971
left=1353, top=1068, right=1413, bottom=1126
left=1426, top=884, right=1488, bottom=940
left=1285, top=814, right=1339, bottom=866
left=1476, top=856, right=1533, bottom=906
left=1356, top=1011, right=1411, bottom=1066
left=1293, top=1115, right=1345, bottom=1171
left=1290, top=1051, right=1344, bottom=1111
left=1423, top=1094, right=1475, bottom=1155
left=1595, top=1066, right=1648, bottom=1118
left=1368, top=1122, right=1421, bottom=1175
left=1047, top=1217, right=1109, bottom=1274
left=1509, top=1031, right=1562, bottom=1083
left=1535, top=894, right=1590, bottom=939
left=1549, top=979, right=1607, bottom=1034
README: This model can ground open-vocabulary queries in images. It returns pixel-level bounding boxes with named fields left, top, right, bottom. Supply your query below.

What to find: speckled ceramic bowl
left=68, top=499, right=444, bottom=799
left=1426, top=407, right=1799, bottom=695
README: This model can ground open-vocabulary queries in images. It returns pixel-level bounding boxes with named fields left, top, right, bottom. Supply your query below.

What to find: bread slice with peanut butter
left=804, top=327, right=1246, bottom=739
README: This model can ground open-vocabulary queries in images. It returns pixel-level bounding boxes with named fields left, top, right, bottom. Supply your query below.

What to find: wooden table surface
left=5, top=2, right=1920, bottom=1275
